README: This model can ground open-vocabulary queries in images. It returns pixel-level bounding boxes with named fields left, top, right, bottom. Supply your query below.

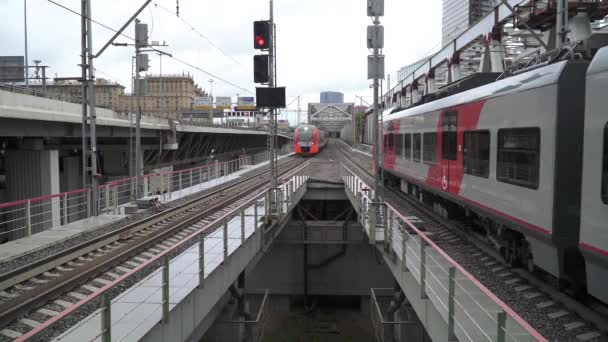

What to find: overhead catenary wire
left=46, top=0, right=253, bottom=94
left=152, top=2, right=241, bottom=65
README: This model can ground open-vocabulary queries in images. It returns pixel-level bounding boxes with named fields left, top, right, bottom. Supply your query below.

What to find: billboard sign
left=0, top=56, right=25, bottom=82
left=237, top=96, right=256, bottom=110
left=193, top=96, right=213, bottom=110
left=216, top=96, right=232, bottom=110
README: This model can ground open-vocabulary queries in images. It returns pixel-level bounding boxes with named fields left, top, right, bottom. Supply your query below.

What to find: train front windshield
left=298, top=127, right=314, bottom=142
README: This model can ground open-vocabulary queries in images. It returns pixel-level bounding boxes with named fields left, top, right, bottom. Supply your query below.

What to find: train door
left=441, top=111, right=458, bottom=193
left=384, top=121, right=397, bottom=169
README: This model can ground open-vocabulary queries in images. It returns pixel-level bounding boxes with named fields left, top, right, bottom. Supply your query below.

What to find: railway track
left=0, top=156, right=308, bottom=341
left=333, top=140, right=607, bottom=342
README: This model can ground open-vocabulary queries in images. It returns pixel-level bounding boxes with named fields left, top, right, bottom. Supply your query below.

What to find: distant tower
left=320, top=91, right=344, bottom=104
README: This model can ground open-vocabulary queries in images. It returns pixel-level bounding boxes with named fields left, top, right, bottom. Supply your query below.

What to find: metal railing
left=370, top=288, right=417, bottom=342
left=0, top=151, right=274, bottom=243
left=0, top=189, right=90, bottom=242
left=341, top=164, right=547, bottom=342
left=16, top=172, right=309, bottom=342
left=211, top=289, right=271, bottom=342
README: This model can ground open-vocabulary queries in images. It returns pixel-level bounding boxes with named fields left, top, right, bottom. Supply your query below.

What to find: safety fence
left=0, top=151, right=274, bottom=242
left=210, top=289, right=271, bottom=342
left=17, top=172, right=309, bottom=342
left=0, top=189, right=91, bottom=241
left=341, top=164, right=547, bottom=342
left=370, top=288, right=417, bottom=342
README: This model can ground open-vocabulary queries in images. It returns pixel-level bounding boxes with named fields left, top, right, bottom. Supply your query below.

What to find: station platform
left=0, top=154, right=293, bottom=265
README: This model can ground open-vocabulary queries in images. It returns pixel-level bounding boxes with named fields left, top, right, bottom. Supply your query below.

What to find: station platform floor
left=0, top=154, right=292, bottom=265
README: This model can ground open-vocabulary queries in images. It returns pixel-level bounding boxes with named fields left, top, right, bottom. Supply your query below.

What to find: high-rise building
left=320, top=91, right=344, bottom=104
left=442, top=0, right=495, bottom=46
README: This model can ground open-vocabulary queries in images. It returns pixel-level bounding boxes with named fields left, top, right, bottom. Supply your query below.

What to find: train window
left=442, top=111, right=458, bottom=160
left=404, top=134, right=412, bottom=160
left=413, top=133, right=421, bottom=162
left=602, top=123, right=608, bottom=204
left=497, top=127, right=540, bottom=189
left=463, top=130, right=490, bottom=178
left=396, top=134, right=404, bottom=157
left=423, top=132, right=437, bottom=164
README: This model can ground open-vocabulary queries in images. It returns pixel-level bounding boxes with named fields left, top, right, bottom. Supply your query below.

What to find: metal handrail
left=16, top=168, right=310, bottom=341
left=341, top=163, right=547, bottom=342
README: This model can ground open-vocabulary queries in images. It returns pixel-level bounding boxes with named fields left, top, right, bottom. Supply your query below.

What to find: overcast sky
left=0, top=0, right=442, bottom=122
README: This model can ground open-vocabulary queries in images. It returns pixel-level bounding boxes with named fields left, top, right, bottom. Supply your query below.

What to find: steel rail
left=0, top=157, right=294, bottom=292
left=0, top=157, right=304, bottom=329
left=17, top=162, right=308, bottom=342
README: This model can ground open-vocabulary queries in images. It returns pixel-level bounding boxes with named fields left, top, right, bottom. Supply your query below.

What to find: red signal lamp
left=256, top=35, right=266, bottom=48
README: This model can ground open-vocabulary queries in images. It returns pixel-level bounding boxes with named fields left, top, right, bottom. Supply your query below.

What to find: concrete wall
left=5, top=150, right=61, bottom=239
left=245, top=220, right=395, bottom=296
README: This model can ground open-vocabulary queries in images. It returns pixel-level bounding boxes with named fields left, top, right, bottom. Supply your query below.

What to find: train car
left=294, top=125, right=327, bottom=156
left=580, top=47, right=608, bottom=303
left=380, top=58, right=592, bottom=293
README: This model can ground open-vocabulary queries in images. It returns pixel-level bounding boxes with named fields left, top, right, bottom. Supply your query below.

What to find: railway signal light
left=254, top=55, right=269, bottom=83
left=253, top=21, right=271, bottom=50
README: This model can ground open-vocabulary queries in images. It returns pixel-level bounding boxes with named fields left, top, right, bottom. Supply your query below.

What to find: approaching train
left=379, top=47, right=608, bottom=303
left=294, top=125, right=327, bottom=156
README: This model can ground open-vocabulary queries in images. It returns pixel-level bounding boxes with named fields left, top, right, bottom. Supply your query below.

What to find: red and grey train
left=379, top=47, right=608, bottom=303
left=294, top=124, right=327, bottom=156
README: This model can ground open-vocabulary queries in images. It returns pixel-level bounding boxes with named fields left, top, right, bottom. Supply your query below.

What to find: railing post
left=265, top=191, right=270, bottom=219
left=278, top=189, right=284, bottom=217
left=420, top=236, right=428, bottom=299
left=254, top=198, right=259, bottom=230
left=402, top=226, right=409, bottom=272
left=113, top=186, right=118, bottom=215
left=223, top=219, right=229, bottom=261
left=86, top=188, right=91, bottom=218
left=26, top=200, right=32, bottom=237
left=101, top=292, right=111, bottom=342
left=369, top=202, right=376, bottom=244
left=448, top=267, right=456, bottom=341
left=215, top=160, right=220, bottom=180
left=105, top=184, right=111, bottom=214
left=179, top=171, right=183, bottom=191
left=63, top=193, right=68, bottom=225
left=241, top=209, right=246, bottom=243
left=199, top=234, right=205, bottom=288
left=162, top=256, right=170, bottom=323
left=383, top=204, right=389, bottom=250
left=497, top=311, right=506, bottom=342
left=190, top=169, right=193, bottom=188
